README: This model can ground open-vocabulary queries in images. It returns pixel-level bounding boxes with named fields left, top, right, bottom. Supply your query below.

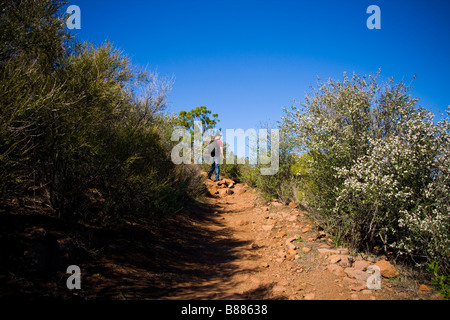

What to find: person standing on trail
left=207, top=131, right=224, bottom=182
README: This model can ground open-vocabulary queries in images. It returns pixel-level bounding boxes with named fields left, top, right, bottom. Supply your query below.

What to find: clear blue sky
left=67, top=0, right=450, bottom=136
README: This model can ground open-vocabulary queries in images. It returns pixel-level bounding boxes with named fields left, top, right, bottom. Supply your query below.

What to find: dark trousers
left=207, top=161, right=220, bottom=181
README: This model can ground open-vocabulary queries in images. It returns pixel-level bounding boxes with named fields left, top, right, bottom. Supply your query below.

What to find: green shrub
left=281, top=72, right=450, bottom=279
left=0, top=0, right=204, bottom=225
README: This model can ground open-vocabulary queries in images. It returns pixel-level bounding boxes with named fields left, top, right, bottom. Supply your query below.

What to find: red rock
left=326, top=264, right=346, bottom=277
left=271, top=201, right=283, bottom=207
left=318, top=248, right=341, bottom=255
left=224, top=178, right=234, bottom=186
left=276, top=231, right=287, bottom=238
left=354, top=260, right=371, bottom=271
left=289, top=201, right=298, bottom=208
left=233, top=186, right=246, bottom=195
left=302, top=226, right=312, bottom=233
left=350, top=284, right=368, bottom=292
left=344, top=267, right=370, bottom=282
left=419, top=284, right=432, bottom=292
left=375, top=260, right=399, bottom=278
left=327, top=255, right=343, bottom=264
left=303, top=293, right=315, bottom=300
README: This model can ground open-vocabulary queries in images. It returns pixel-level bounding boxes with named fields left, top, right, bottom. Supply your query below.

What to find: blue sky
left=67, top=0, right=450, bottom=139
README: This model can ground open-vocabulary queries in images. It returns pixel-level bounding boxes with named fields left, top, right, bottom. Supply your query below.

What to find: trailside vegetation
left=0, top=0, right=204, bottom=225
left=229, top=72, right=449, bottom=297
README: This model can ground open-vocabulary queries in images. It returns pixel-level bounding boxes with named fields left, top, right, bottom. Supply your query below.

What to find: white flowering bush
left=282, top=72, right=449, bottom=280
left=335, top=110, right=449, bottom=268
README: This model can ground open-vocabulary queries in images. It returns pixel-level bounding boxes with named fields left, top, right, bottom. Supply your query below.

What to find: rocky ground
left=1, top=175, right=444, bottom=300
left=189, top=176, right=443, bottom=300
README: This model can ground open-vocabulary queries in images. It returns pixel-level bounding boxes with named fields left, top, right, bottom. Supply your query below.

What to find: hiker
left=207, top=131, right=224, bottom=182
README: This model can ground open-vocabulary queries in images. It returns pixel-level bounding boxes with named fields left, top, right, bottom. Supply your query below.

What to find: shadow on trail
left=0, top=199, right=285, bottom=299
left=82, top=201, right=268, bottom=300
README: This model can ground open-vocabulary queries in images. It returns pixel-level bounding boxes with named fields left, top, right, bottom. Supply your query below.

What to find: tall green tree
left=0, top=0, right=204, bottom=223
left=177, top=106, right=219, bottom=136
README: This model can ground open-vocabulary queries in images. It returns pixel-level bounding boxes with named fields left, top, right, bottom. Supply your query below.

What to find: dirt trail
left=1, top=176, right=443, bottom=300
left=72, top=177, right=442, bottom=300
left=154, top=177, right=440, bottom=301
left=144, top=177, right=442, bottom=300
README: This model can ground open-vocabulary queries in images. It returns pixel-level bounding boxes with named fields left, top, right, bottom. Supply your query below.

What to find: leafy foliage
left=177, top=106, right=219, bottom=136
left=281, top=71, right=450, bottom=286
left=0, top=0, right=203, bottom=223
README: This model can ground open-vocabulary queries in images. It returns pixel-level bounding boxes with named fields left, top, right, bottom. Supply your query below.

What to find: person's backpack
left=208, top=139, right=218, bottom=157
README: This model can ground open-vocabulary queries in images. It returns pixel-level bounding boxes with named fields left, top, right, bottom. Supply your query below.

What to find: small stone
left=343, top=276, right=359, bottom=284
left=276, top=231, right=287, bottom=238
left=318, top=248, right=341, bottom=255
left=286, top=242, right=296, bottom=251
left=271, top=201, right=283, bottom=207
left=302, top=226, right=312, bottom=233
left=326, top=264, right=346, bottom=277
left=301, top=247, right=311, bottom=253
left=289, top=201, right=298, bottom=208
left=224, top=178, right=235, bottom=186
left=209, top=187, right=219, bottom=196
left=303, top=293, right=315, bottom=300
left=273, top=285, right=286, bottom=293
left=350, top=284, right=367, bottom=292
left=354, top=260, right=371, bottom=271
left=375, top=260, right=399, bottom=278
left=418, top=284, right=431, bottom=292
left=226, top=189, right=234, bottom=195
left=262, top=225, right=274, bottom=231
left=327, top=255, right=342, bottom=264
left=296, top=282, right=307, bottom=291
left=236, top=220, right=248, bottom=226
left=262, top=207, right=270, bottom=211
left=344, top=267, right=370, bottom=282
left=234, top=187, right=246, bottom=195
left=286, top=236, right=297, bottom=244
left=350, top=293, right=359, bottom=300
